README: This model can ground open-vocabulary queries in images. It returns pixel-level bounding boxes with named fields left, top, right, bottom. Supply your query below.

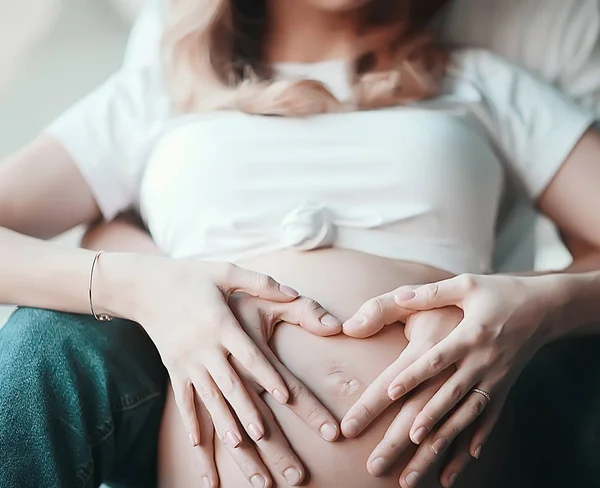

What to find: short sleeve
left=45, top=0, right=168, bottom=220
left=452, top=49, right=596, bottom=199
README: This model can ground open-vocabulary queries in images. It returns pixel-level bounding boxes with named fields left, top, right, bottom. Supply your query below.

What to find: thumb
left=393, top=277, right=472, bottom=310
left=270, top=296, right=342, bottom=337
left=219, top=264, right=300, bottom=302
left=343, top=291, right=415, bottom=339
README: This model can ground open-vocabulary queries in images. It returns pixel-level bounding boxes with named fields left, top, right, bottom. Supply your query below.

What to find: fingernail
left=370, top=457, right=387, bottom=477
left=284, top=467, right=302, bottom=485
left=248, top=423, right=264, bottom=442
left=202, top=476, right=212, bottom=488
left=473, top=445, right=482, bottom=459
left=279, top=285, right=299, bottom=298
left=395, top=290, right=416, bottom=303
left=251, top=475, right=266, bottom=488
left=319, top=423, right=338, bottom=441
left=342, top=419, right=360, bottom=438
left=431, top=437, right=448, bottom=455
left=389, top=385, right=406, bottom=400
left=227, top=430, right=242, bottom=448
left=448, top=473, right=458, bottom=487
left=405, top=471, right=420, bottom=487
left=343, top=315, right=365, bottom=329
left=412, top=426, right=429, bottom=444
left=189, top=433, right=198, bottom=447
left=273, top=388, right=288, bottom=404
left=320, top=313, right=341, bottom=327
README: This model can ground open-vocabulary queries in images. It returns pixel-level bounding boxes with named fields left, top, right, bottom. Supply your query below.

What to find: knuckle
left=362, top=298, right=382, bottom=317
left=287, top=382, right=306, bottom=403
left=270, top=451, right=287, bottom=465
left=358, top=403, right=374, bottom=420
left=219, top=262, right=239, bottom=282
left=301, top=298, right=322, bottom=316
left=202, top=309, right=229, bottom=329
left=385, top=439, right=401, bottom=452
left=235, top=457, right=254, bottom=473
left=471, top=398, right=487, bottom=417
left=306, top=406, right=321, bottom=423
left=447, top=424, right=461, bottom=439
left=428, top=352, right=446, bottom=373
left=198, top=385, right=221, bottom=403
left=257, top=273, right=276, bottom=291
left=458, top=274, right=477, bottom=292
left=216, top=373, right=241, bottom=396
left=240, top=349, right=260, bottom=369
left=424, top=283, right=440, bottom=302
left=450, top=383, right=465, bottom=403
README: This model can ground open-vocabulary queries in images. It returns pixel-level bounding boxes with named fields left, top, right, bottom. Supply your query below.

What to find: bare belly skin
left=157, top=249, right=511, bottom=487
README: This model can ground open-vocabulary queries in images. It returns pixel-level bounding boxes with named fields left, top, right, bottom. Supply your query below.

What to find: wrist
left=92, top=251, right=150, bottom=322
left=535, top=273, right=579, bottom=343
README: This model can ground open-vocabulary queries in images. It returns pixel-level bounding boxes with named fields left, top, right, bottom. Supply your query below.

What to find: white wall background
left=0, top=0, right=131, bottom=322
left=0, top=1, right=129, bottom=155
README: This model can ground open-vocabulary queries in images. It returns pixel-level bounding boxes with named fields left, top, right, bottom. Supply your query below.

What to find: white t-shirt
left=49, top=49, right=595, bottom=274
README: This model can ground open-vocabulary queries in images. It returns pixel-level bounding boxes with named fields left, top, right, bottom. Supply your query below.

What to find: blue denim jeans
left=0, top=308, right=167, bottom=488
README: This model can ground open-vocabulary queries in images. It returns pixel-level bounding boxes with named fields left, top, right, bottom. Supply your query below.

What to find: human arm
left=82, top=211, right=344, bottom=487
left=339, top=51, right=600, bottom=485
left=1, top=131, right=342, bottom=483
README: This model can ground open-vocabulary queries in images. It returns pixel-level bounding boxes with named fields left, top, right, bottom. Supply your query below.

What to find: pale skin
left=4, top=1, right=600, bottom=488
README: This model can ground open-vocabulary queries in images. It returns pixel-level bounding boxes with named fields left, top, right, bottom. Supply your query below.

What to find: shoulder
left=449, top=48, right=530, bottom=81
left=447, top=48, right=567, bottom=111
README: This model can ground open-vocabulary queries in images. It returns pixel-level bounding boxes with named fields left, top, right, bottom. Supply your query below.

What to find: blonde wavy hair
left=163, top=0, right=450, bottom=116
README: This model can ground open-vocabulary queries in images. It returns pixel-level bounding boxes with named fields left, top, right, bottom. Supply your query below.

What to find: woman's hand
left=341, top=273, right=564, bottom=485
left=104, top=254, right=342, bottom=456
left=221, top=292, right=343, bottom=487
left=341, top=307, right=461, bottom=486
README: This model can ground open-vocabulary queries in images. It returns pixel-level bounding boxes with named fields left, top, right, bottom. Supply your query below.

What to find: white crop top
left=51, top=49, right=595, bottom=274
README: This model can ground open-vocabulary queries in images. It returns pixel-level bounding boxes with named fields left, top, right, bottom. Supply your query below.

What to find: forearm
left=0, top=226, right=133, bottom=317
left=544, top=268, right=600, bottom=339
left=509, top=251, right=600, bottom=340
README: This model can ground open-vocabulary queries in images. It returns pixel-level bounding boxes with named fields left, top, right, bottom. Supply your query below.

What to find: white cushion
left=436, top=0, right=600, bottom=271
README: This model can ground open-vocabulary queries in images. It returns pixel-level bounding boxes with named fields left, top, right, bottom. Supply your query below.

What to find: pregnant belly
left=158, top=249, right=455, bottom=488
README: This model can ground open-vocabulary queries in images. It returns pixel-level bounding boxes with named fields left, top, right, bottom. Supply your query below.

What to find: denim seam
left=58, top=416, right=115, bottom=488
left=75, top=457, right=94, bottom=488
left=114, top=391, right=163, bottom=413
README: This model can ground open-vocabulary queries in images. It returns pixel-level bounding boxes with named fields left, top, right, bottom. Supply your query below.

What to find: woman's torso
left=139, top=51, right=515, bottom=276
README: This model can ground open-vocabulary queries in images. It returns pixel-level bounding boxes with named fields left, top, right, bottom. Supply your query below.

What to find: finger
left=194, top=396, right=219, bottom=488
left=191, top=367, right=244, bottom=448
left=206, top=355, right=266, bottom=443
left=343, top=289, right=417, bottom=339
left=439, top=435, right=473, bottom=488
left=224, top=330, right=290, bottom=405
left=402, top=386, right=492, bottom=485
left=409, top=365, right=482, bottom=444
left=270, top=296, right=342, bottom=336
left=341, top=346, right=421, bottom=438
left=468, top=390, right=506, bottom=459
left=224, top=436, right=274, bottom=488
left=219, top=263, right=299, bottom=302
left=393, top=275, right=477, bottom=310
left=250, top=389, right=306, bottom=487
left=367, top=377, right=441, bottom=478
left=387, top=331, right=472, bottom=401
left=172, top=378, right=202, bottom=448
left=270, top=356, right=340, bottom=442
